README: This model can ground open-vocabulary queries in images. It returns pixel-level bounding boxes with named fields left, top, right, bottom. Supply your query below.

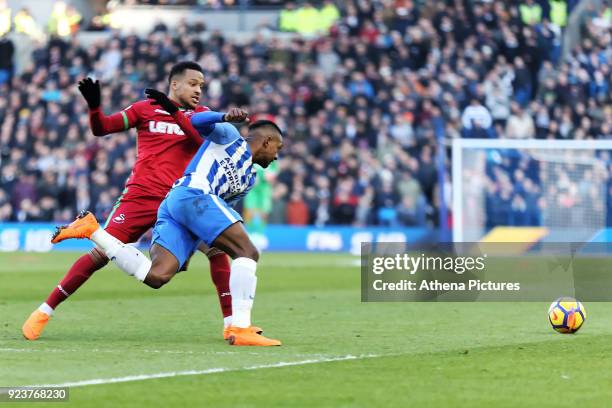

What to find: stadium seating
left=0, top=0, right=609, bottom=229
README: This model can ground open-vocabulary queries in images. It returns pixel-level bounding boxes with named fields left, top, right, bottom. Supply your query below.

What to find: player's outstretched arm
left=78, top=78, right=138, bottom=136
left=191, top=108, right=248, bottom=134
left=190, top=110, right=226, bottom=135
left=190, top=109, right=248, bottom=145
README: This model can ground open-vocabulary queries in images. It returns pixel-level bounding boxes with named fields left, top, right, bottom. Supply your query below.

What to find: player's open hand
left=77, top=77, right=101, bottom=110
left=223, top=108, right=249, bottom=123
left=145, top=88, right=178, bottom=114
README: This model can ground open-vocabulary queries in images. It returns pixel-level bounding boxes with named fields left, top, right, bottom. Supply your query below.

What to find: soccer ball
left=548, top=297, right=586, bottom=334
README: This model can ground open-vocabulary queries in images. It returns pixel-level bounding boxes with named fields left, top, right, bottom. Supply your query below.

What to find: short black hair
left=249, top=120, right=283, bottom=136
left=168, top=61, right=204, bottom=84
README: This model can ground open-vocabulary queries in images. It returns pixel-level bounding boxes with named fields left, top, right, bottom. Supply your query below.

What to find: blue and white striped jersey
left=173, top=112, right=256, bottom=208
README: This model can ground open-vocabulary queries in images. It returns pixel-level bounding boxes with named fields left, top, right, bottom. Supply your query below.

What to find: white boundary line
left=30, top=354, right=381, bottom=388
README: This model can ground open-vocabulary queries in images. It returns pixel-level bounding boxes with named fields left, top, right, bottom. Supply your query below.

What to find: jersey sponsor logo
left=113, top=213, right=126, bottom=224
left=154, top=109, right=170, bottom=115
left=219, top=157, right=241, bottom=192
left=148, top=121, right=185, bottom=136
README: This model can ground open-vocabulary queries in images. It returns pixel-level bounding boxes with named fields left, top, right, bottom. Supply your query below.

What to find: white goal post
left=452, top=138, right=612, bottom=242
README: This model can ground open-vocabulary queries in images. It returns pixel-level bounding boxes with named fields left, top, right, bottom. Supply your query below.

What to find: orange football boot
left=51, top=211, right=100, bottom=244
left=22, top=310, right=50, bottom=340
left=226, top=326, right=281, bottom=346
left=223, top=325, right=263, bottom=340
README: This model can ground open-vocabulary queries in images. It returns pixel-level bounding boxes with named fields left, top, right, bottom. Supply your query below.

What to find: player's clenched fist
left=223, top=108, right=249, bottom=123
left=77, top=77, right=101, bottom=109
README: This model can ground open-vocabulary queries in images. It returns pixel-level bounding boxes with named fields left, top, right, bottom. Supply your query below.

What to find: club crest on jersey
left=149, top=121, right=185, bottom=136
left=113, top=213, right=126, bottom=224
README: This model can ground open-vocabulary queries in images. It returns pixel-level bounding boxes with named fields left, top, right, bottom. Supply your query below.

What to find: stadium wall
left=109, top=5, right=280, bottom=34
left=0, top=223, right=436, bottom=253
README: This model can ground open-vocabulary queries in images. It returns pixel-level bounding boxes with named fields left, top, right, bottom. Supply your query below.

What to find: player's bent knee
left=236, top=245, right=259, bottom=262
left=248, top=247, right=260, bottom=262
left=151, top=277, right=170, bottom=289
left=147, top=270, right=173, bottom=289
left=147, top=262, right=177, bottom=289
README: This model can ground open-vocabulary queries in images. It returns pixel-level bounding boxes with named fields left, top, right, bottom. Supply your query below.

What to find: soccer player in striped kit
left=52, top=105, right=284, bottom=346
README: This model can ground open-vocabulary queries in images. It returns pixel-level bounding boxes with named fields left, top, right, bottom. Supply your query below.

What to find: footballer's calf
left=143, top=239, right=259, bottom=289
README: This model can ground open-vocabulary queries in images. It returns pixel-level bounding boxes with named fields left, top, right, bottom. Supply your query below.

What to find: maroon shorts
left=103, top=187, right=165, bottom=244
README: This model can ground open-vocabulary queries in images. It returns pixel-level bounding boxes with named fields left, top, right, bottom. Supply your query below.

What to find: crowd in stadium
left=119, top=0, right=282, bottom=6
left=0, top=0, right=610, bottom=230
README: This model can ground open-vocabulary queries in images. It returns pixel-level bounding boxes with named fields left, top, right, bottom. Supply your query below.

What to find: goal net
left=452, top=139, right=612, bottom=242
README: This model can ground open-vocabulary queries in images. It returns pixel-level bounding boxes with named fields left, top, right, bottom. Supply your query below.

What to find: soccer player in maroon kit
left=22, top=61, right=238, bottom=340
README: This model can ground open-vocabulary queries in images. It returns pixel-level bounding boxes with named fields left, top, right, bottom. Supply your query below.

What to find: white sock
left=230, top=257, right=257, bottom=328
left=223, top=316, right=232, bottom=328
left=38, top=302, right=54, bottom=316
left=90, top=229, right=151, bottom=281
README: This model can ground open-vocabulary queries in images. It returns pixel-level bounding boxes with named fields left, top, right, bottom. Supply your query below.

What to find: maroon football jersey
left=112, top=100, right=209, bottom=197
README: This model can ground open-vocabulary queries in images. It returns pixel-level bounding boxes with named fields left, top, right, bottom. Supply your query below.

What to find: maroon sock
left=45, top=251, right=108, bottom=310
left=209, top=253, right=232, bottom=318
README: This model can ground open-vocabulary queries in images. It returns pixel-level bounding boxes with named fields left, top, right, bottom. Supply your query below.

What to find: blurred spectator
left=319, top=0, right=340, bottom=32
left=374, top=180, right=399, bottom=226
left=286, top=190, right=309, bottom=225
left=506, top=103, right=536, bottom=138
left=94, top=191, right=114, bottom=221
left=39, top=196, right=56, bottom=221
left=0, top=189, right=10, bottom=221
left=87, top=6, right=115, bottom=31
left=397, top=195, right=426, bottom=226
left=0, top=34, right=13, bottom=85
left=294, top=3, right=320, bottom=35
left=509, top=195, right=530, bottom=226
left=513, top=57, right=533, bottom=106
left=48, top=1, right=81, bottom=37
left=461, top=98, right=493, bottom=138
left=520, top=0, right=543, bottom=26
left=279, top=2, right=298, bottom=32
left=549, top=0, right=568, bottom=28
left=348, top=72, right=375, bottom=100
left=11, top=173, right=37, bottom=210
left=0, top=0, right=10, bottom=37
left=268, top=183, right=288, bottom=224
left=16, top=198, right=40, bottom=222
left=0, top=202, right=12, bottom=221
left=332, top=178, right=359, bottom=225
left=14, top=8, right=43, bottom=40
left=98, top=39, right=122, bottom=81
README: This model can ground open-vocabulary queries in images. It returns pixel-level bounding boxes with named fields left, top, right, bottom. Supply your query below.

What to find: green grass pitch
left=2, top=251, right=612, bottom=407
